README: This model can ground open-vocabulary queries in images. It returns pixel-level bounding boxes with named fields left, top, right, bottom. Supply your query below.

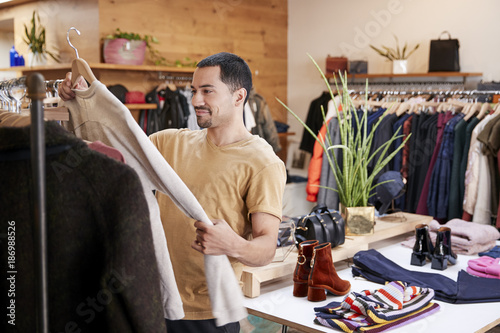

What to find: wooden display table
left=241, top=212, right=432, bottom=298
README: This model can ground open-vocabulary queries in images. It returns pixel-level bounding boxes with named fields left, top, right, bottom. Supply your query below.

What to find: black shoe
left=410, top=224, right=434, bottom=266
left=431, top=227, right=457, bottom=270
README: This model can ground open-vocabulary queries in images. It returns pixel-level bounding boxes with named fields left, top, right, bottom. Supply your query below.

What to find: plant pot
left=103, top=38, right=146, bottom=65
left=339, top=205, right=375, bottom=235
left=392, top=60, right=408, bottom=74
left=27, top=52, right=47, bottom=67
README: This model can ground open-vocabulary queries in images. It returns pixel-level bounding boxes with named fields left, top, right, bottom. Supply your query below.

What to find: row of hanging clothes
left=140, top=77, right=282, bottom=152
left=302, top=82, right=500, bottom=229
left=140, top=75, right=197, bottom=134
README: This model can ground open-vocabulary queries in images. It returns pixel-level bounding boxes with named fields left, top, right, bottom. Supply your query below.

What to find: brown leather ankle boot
left=293, top=240, right=318, bottom=297
left=307, top=242, right=351, bottom=302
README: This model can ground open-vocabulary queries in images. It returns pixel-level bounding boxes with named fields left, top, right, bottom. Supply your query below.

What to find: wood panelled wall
left=0, top=0, right=100, bottom=64
left=0, top=0, right=287, bottom=123
left=98, top=0, right=288, bottom=123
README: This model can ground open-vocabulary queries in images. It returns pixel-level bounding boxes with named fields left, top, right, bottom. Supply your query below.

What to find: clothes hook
left=67, top=27, right=81, bottom=59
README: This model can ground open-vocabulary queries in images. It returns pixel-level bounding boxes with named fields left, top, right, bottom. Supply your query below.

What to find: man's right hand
left=58, top=72, right=88, bottom=101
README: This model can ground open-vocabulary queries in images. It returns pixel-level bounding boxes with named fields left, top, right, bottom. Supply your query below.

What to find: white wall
left=287, top=0, right=500, bottom=172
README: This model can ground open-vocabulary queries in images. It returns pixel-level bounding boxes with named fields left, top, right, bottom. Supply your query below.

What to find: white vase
left=392, top=60, right=408, bottom=74
left=27, top=52, right=47, bottom=67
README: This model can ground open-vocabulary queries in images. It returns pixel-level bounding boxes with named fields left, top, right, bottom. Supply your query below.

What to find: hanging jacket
left=300, top=91, right=331, bottom=154
left=247, top=88, right=281, bottom=152
left=145, top=86, right=190, bottom=134
left=0, top=121, right=165, bottom=333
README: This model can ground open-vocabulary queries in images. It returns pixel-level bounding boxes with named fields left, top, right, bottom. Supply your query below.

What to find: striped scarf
left=314, top=281, right=440, bottom=332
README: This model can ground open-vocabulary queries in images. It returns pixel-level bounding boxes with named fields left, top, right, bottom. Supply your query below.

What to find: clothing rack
left=157, top=73, right=193, bottom=85
left=0, top=76, right=68, bottom=121
left=27, top=72, right=49, bottom=333
left=341, top=84, right=500, bottom=106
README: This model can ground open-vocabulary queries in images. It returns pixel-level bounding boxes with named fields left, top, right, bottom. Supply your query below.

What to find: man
left=59, top=52, right=286, bottom=333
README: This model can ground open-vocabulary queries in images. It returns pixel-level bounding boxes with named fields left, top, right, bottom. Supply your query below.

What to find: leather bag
left=295, top=205, right=345, bottom=248
left=428, top=31, right=460, bottom=72
left=326, top=56, right=348, bottom=75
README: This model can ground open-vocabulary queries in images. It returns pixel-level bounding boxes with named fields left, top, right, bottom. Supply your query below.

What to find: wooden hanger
left=463, top=102, right=479, bottom=121
left=167, top=83, right=177, bottom=91
left=476, top=102, right=492, bottom=120
left=71, top=59, right=96, bottom=87
left=484, top=103, right=499, bottom=117
left=396, top=102, right=411, bottom=116
left=67, top=27, right=97, bottom=87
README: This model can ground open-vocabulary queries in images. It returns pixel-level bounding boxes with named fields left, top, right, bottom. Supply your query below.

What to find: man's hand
left=191, top=212, right=280, bottom=267
left=192, top=219, right=240, bottom=256
left=58, top=72, right=88, bottom=101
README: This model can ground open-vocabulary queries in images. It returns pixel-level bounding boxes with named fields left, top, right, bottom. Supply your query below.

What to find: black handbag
left=428, top=31, right=460, bottom=72
left=294, top=205, right=345, bottom=248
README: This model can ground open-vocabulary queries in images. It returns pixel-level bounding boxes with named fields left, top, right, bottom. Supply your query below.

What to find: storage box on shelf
left=241, top=212, right=432, bottom=298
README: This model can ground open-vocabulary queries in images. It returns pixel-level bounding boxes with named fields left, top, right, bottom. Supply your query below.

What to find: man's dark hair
left=197, top=52, right=253, bottom=104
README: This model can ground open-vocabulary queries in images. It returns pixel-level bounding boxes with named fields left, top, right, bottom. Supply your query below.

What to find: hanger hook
left=67, top=27, right=81, bottom=59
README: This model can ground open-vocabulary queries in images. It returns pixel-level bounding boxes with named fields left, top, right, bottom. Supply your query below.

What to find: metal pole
left=27, top=73, right=49, bottom=333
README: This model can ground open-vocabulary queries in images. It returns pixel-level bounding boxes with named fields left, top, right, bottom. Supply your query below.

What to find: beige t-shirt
left=150, top=128, right=286, bottom=320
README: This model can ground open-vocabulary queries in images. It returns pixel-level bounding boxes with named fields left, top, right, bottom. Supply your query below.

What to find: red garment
left=401, top=115, right=413, bottom=180
left=88, top=140, right=126, bottom=163
left=306, top=120, right=329, bottom=202
left=462, top=211, right=473, bottom=222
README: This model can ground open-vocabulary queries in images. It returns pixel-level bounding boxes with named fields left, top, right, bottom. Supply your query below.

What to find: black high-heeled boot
left=410, top=224, right=434, bottom=266
left=431, top=227, right=457, bottom=270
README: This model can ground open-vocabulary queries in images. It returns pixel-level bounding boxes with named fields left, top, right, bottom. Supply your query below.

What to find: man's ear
left=234, top=88, right=247, bottom=107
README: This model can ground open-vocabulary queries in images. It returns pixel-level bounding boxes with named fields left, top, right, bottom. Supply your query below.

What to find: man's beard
left=196, top=107, right=212, bottom=128
left=197, top=118, right=212, bottom=128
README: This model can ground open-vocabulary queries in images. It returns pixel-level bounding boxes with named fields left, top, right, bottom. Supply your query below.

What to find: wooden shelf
left=240, top=212, right=432, bottom=298
left=124, top=103, right=157, bottom=110
left=0, top=63, right=196, bottom=74
left=278, top=132, right=295, bottom=137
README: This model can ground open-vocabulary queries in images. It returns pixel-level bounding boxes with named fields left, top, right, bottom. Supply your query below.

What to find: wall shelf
left=0, top=63, right=196, bottom=75
left=326, top=72, right=482, bottom=79
left=326, top=72, right=483, bottom=87
left=124, top=103, right=157, bottom=110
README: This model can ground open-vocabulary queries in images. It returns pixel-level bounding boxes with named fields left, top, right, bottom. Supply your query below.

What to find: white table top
left=243, top=237, right=500, bottom=333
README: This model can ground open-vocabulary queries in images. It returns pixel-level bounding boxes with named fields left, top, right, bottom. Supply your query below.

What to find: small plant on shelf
left=23, top=10, right=60, bottom=65
left=369, top=35, right=419, bottom=61
left=163, top=57, right=198, bottom=68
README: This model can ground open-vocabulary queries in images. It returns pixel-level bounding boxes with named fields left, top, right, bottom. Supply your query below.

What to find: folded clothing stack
left=467, top=256, right=500, bottom=279
left=402, top=219, right=500, bottom=255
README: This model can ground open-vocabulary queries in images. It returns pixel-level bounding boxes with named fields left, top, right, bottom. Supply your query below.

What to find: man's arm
left=192, top=212, right=280, bottom=267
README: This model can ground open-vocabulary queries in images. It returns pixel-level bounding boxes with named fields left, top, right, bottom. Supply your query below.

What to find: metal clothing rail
left=0, top=76, right=62, bottom=113
left=27, top=73, right=49, bottom=333
left=345, top=85, right=500, bottom=96
left=157, top=73, right=193, bottom=83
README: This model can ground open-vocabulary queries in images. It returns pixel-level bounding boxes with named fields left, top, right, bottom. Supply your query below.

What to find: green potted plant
left=23, top=10, right=60, bottom=66
left=370, top=35, right=419, bottom=74
left=103, top=28, right=166, bottom=65
left=278, top=54, right=410, bottom=235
